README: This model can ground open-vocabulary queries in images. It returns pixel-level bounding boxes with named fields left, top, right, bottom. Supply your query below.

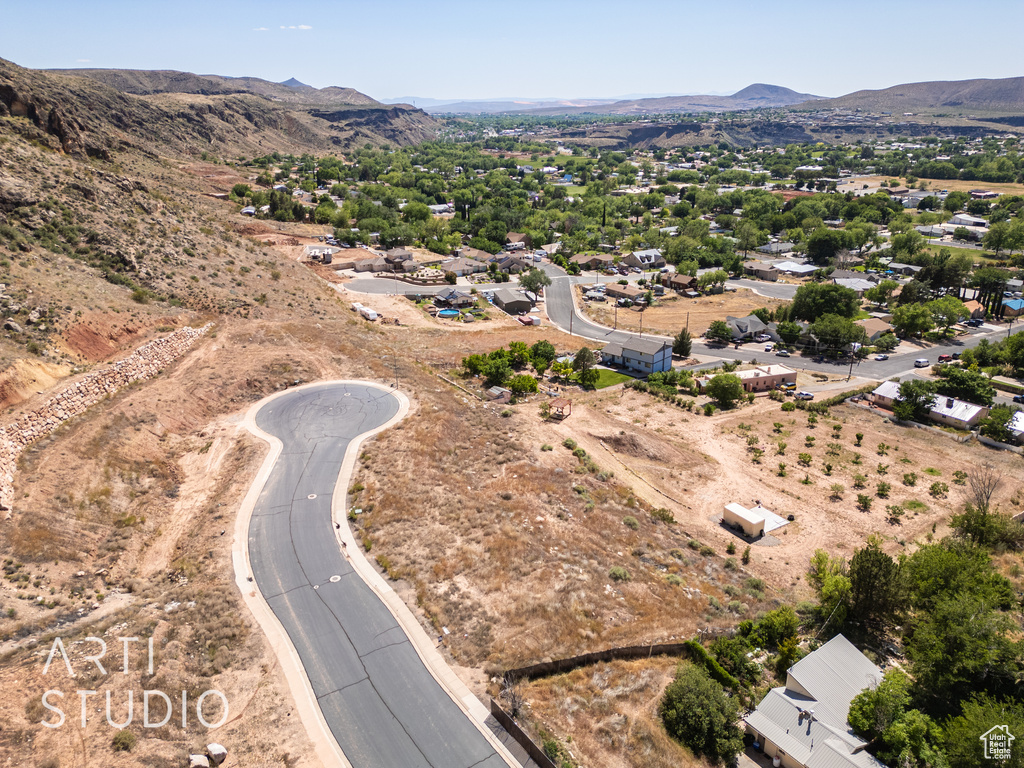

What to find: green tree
left=848, top=536, right=906, bottom=629
left=402, top=201, right=431, bottom=223
left=529, top=339, right=557, bottom=367
left=776, top=320, right=803, bottom=345
left=572, top=347, right=599, bottom=388
left=984, top=220, right=1011, bottom=255
left=517, top=267, right=552, bottom=298
left=659, top=664, right=744, bottom=765
left=893, top=379, right=936, bottom=422
left=791, top=283, right=860, bottom=321
left=705, top=373, right=745, bottom=408
left=864, top=279, right=900, bottom=307
left=673, top=327, right=692, bottom=357
left=927, top=296, right=970, bottom=334
left=483, top=358, right=511, bottom=388
left=935, top=366, right=995, bottom=406
left=697, top=269, right=730, bottom=291
left=508, top=374, right=538, bottom=396
left=892, top=303, right=935, bottom=338
left=706, top=320, right=734, bottom=344
left=810, top=314, right=867, bottom=355
left=848, top=670, right=946, bottom=768
left=806, top=227, right=852, bottom=264
left=807, top=549, right=851, bottom=632
left=944, top=694, right=1024, bottom=768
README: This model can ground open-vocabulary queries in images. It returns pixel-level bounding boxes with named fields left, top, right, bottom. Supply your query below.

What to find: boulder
left=206, top=743, right=228, bottom=765
left=4, top=319, right=22, bottom=333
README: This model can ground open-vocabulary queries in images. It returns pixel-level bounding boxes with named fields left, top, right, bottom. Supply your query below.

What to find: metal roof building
left=744, top=635, right=886, bottom=768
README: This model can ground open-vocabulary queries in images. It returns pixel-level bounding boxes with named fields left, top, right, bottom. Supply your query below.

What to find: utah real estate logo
left=981, top=725, right=1015, bottom=761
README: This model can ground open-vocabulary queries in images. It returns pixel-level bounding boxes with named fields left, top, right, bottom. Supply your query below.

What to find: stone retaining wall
left=0, top=323, right=212, bottom=511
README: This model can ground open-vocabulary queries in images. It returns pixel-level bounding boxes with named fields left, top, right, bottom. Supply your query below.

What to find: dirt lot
left=839, top=175, right=1024, bottom=197
left=580, top=288, right=784, bottom=337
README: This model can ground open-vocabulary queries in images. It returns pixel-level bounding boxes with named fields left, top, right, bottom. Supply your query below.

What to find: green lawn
left=593, top=369, right=634, bottom=389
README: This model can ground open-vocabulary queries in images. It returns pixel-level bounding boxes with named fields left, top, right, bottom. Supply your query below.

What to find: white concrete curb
left=233, top=380, right=518, bottom=768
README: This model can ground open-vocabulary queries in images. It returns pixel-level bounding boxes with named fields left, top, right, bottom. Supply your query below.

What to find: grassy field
left=593, top=368, right=634, bottom=388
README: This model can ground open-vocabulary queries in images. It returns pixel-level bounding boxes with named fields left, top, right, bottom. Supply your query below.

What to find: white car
left=795, top=391, right=815, bottom=400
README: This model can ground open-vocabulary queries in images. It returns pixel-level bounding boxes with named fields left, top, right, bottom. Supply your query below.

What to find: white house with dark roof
left=622, top=248, right=666, bottom=270
left=600, top=338, right=672, bottom=374
left=744, top=634, right=886, bottom=768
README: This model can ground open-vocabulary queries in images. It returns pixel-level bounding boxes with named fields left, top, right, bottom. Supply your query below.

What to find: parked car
left=776, top=349, right=791, bottom=357
left=966, top=318, right=984, bottom=327
left=937, top=354, right=953, bottom=363
left=874, top=354, right=889, bottom=361
left=1014, top=394, right=1024, bottom=404
left=765, top=344, right=774, bottom=352
left=914, top=358, right=930, bottom=368
left=755, top=333, right=772, bottom=342
left=795, top=391, right=815, bottom=400
left=779, top=382, right=797, bottom=392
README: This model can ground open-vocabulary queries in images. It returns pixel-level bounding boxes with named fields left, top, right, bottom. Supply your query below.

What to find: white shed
left=724, top=503, right=765, bottom=538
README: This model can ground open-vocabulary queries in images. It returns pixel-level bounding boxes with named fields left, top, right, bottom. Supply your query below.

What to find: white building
left=599, top=338, right=672, bottom=374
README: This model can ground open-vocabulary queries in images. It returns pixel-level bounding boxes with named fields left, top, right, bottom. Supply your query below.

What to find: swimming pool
left=437, top=309, right=460, bottom=318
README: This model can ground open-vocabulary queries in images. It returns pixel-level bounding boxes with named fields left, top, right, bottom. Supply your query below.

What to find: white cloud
left=253, top=27, right=268, bottom=31
left=279, top=25, right=313, bottom=30
left=76, top=59, right=91, bottom=63
left=297, top=24, right=312, bottom=30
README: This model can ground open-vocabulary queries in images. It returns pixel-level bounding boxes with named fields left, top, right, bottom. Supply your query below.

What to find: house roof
left=602, top=338, right=670, bottom=357
left=872, top=380, right=902, bottom=401
left=744, top=260, right=778, bottom=272
left=963, top=300, right=984, bottom=312
left=460, top=246, right=493, bottom=261
left=1004, top=299, right=1024, bottom=311
left=724, top=503, right=765, bottom=525
left=627, top=248, right=663, bottom=264
left=775, top=261, right=818, bottom=275
left=506, top=232, right=529, bottom=243
left=834, top=278, right=874, bottom=292
left=787, top=635, right=883, bottom=727
left=745, top=688, right=879, bottom=768
left=727, top=315, right=768, bottom=335
left=436, top=286, right=471, bottom=301
left=757, top=242, right=794, bottom=254
left=855, top=318, right=892, bottom=336
left=929, top=395, right=987, bottom=423
left=494, top=287, right=529, bottom=305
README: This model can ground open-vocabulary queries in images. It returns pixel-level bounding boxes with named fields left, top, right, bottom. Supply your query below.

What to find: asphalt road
left=249, top=382, right=506, bottom=768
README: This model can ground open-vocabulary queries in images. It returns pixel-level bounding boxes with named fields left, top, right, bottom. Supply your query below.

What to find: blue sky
left=6, top=1, right=1024, bottom=101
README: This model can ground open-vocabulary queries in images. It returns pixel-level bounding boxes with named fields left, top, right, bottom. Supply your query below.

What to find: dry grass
left=521, top=658, right=704, bottom=768
left=580, top=287, right=783, bottom=336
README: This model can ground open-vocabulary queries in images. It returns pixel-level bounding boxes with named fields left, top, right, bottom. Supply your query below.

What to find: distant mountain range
left=805, top=76, right=1024, bottom=113
left=383, top=84, right=823, bottom=115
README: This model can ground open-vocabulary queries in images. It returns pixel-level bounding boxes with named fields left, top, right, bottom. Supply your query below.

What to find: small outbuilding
left=723, top=503, right=765, bottom=538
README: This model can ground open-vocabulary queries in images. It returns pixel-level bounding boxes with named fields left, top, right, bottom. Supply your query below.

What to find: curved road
left=247, top=382, right=506, bottom=768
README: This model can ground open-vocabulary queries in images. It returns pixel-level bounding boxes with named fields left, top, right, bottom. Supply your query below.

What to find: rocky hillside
left=0, top=57, right=437, bottom=159
left=46, top=68, right=381, bottom=107
left=807, top=75, right=1024, bottom=114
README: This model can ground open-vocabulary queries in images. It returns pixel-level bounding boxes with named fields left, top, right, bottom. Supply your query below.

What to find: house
left=622, top=248, right=666, bottom=270
left=442, top=257, right=486, bottom=276
left=775, top=261, right=819, bottom=276
left=434, top=286, right=476, bottom=308
left=834, top=277, right=875, bottom=296
left=697, top=365, right=796, bottom=393
left=950, top=213, right=988, bottom=228
left=723, top=503, right=765, bottom=538
left=570, top=253, right=615, bottom=271
left=353, top=256, right=388, bottom=272
left=726, top=314, right=769, bottom=341
left=665, top=273, right=697, bottom=292
left=970, top=189, right=999, bottom=199
left=460, top=246, right=493, bottom=262
left=385, top=248, right=414, bottom=264
left=1007, top=411, right=1024, bottom=443
left=493, top=288, right=532, bottom=315
left=887, top=262, right=923, bottom=276
left=855, top=317, right=892, bottom=341
left=540, top=242, right=563, bottom=256
left=505, top=232, right=531, bottom=249
left=1003, top=298, right=1024, bottom=318
left=869, top=380, right=902, bottom=408
left=963, top=300, right=986, bottom=319
left=495, top=255, right=532, bottom=274
left=928, top=395, right=989, bottom=429
left=605, top=284, right=646, bottom=303
left=757, top=242, right=795, bottom=256
left=486, top=386, right=512, bottom=403
left=428, top=203, right=453, bottom=215
left=600, top=338, right=672, bottom=374
left=744, top=634, right=886, bottom=768
left=744, top=261, right=780, bottom=281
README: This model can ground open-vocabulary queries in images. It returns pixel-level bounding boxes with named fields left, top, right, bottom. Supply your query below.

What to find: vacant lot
left=580, top=288, right=784, bottom=337
left=840, top=175, right=1024, bottom=197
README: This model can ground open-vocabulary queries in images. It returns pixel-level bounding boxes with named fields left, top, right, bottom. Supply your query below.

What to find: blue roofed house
left=744, top=634, right=886, bottom=768
left=1003, top=298, right=1024, bottom=318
